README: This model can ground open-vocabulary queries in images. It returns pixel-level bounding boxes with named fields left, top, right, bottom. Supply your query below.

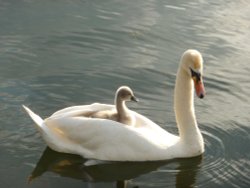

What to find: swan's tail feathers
left=22, top=105, right=44, bottom=129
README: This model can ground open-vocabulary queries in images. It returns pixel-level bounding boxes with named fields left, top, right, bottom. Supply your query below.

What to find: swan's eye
left=190, top=68, right=201, bottom=81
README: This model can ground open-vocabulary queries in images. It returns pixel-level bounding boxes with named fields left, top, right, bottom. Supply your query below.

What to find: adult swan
left=23, top=49, right=206, bottom=161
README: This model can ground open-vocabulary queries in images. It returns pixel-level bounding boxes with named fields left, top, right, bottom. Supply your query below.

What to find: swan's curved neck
left=174, top=67, right=201, bottom=142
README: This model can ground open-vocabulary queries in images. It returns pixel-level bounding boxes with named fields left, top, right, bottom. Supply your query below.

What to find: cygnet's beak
left=191, top=69, right=205, bottom=99
left=131, top=95, right=139, bottom=102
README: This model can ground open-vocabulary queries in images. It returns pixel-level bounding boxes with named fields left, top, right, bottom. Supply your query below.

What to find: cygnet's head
left=115, top=86, right=139, bottom=102
left=180, top=49, right=205, bottom=99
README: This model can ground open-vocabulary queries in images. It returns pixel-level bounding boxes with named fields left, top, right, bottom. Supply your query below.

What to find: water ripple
left=199, top=122, right=250, bottom=187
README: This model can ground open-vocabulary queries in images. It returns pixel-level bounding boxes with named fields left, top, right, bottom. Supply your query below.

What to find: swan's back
left=51, top=86, right=138, bottom=126
left=50, top=103, right=114, bottom=118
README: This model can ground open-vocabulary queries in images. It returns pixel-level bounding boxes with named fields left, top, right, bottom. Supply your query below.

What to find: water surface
left=0, top=0, right=249, bottom=187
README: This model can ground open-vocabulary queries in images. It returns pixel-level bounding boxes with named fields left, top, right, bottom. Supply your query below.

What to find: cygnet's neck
left=115, top=97, right=129, bottom=119
left=174, top=67, right=202, bottom=143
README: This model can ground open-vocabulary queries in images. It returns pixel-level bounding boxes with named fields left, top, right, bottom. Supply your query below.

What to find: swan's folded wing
left=43, top=116, right=171, bottom=161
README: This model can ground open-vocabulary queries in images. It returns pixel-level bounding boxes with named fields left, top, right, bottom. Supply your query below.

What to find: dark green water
left=0, top=0, right=249, bottom=187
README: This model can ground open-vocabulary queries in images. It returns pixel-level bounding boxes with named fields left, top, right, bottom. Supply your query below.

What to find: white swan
left=59, top=86, right=139, bottom=126
left=23, top=49, right=205, bottom=161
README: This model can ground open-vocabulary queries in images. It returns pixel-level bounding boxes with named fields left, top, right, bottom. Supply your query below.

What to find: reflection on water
left=29, top=147, right=202, bottom=188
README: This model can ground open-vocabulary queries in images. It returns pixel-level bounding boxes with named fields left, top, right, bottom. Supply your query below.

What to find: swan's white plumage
left=23, top=49, right=205, bottom=161
left=23, top=104, right=178, bottom=161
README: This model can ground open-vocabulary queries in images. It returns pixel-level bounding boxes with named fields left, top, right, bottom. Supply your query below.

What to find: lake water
left=0, top=0, right=249, bottom=187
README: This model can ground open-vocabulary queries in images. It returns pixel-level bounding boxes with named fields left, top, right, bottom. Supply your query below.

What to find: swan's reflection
left=29, top=147, right=202, bottom=188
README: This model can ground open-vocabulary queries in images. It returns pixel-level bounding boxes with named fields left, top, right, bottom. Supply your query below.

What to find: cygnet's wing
left=90, top=110, right=117, bottom=121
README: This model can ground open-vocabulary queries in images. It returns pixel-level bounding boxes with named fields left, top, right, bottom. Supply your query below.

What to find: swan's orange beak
left=192, top=76, right=205, bottom=99
left=190, top=68, right=205, bottom=98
